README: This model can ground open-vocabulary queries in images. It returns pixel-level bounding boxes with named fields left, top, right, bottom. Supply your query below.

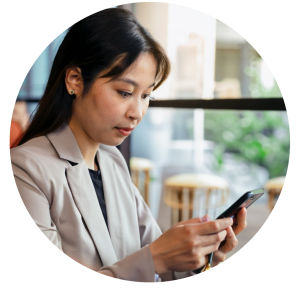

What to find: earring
left=70, top=90, right=75, bottom=95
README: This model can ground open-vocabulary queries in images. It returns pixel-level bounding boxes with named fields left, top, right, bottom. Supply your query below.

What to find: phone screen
left=216, top=188, right=264, bottom=220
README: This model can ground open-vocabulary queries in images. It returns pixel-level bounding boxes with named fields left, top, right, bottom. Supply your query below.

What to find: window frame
left=17, top=97, right=286, bottom=170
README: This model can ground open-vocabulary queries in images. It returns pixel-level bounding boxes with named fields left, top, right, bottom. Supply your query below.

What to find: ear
left=65, top=67, right=84, bottom=97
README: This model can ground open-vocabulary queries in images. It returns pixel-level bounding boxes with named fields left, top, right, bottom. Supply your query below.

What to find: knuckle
left=216, top=232, right=223, bottom=243
left=228, top=239, right=238, bottom=251
left=211, top=222, right=219, bottom=232
left=219, top=253, right=226, bottom=262
left=183, top=226, right=193, bottom=236
left=197, top=239, right=203, bottom=247
left=195, top=258, right=203, bottom=268
left=192, top=259, right=200, bottom=268
left=191, top=247, right=199, bottom=258
left=190, top=252, right=199, bottom=263
left=187, top=240, right=196, bottom=250
left=233, top=239, right=239, bottom=247
left=213, top=243, right=219, bottom=252
left=199, top=256, right=206, bottom=267
left=215, top=251, right=225, bottom=262
left=191, top=256, right=198, bottom=264
left=194, top=256, right=205, bottom=268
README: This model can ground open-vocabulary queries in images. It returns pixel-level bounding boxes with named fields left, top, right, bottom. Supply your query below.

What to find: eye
left=118, top=91, right=132, bottom=98
left=142, top=94, right=155, bottom=101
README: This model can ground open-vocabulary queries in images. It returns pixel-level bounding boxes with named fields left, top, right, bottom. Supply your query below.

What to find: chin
left=101, top=137, right=126, bottom=147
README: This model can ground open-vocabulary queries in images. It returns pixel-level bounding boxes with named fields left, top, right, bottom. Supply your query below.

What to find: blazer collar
left=46, top=123, right=141, bottom=265
left=96, top=148, right=141, bottom=260
left=46, top=123, right=119, bottom=265
left=65, top=162, right=118, bottom=266
left=46, top=123, right=84, bottom=164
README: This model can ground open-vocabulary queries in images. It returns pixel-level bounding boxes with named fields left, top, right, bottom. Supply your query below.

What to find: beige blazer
left=11, top=123, right=191, bottom=282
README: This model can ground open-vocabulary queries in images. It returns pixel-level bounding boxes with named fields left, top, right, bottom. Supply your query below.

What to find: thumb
left=226, top=226, right=237, bottom=240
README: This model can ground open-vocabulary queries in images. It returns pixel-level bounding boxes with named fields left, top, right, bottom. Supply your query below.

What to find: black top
left=88, top=162, right=109, bottom=229
left=68, top=157, right=109, bottom=230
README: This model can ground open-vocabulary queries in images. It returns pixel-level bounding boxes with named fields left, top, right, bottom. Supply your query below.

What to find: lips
left=115, top=127, right=134, bottom=137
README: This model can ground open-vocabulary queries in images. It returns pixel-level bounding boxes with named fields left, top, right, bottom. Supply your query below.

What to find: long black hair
left=17, top=8, right=170, bottom=146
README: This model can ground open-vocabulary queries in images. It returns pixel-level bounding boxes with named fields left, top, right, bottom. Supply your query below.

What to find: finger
left=218, top=226, right=238, bottom=254
left=192, top=255, right=207, bottom=270
left=232, top=208, right=247, bottom=235
left=175, top=215, right=211, bottom=227
left=212, top=250, right=226, bottom=264
left=194, top=230, right=227, bottom=247
left=200, top=214, right=211, bottom=223
left=195, top=218, right=233, bottom=235
left=200, top=242, right=222, bottom=256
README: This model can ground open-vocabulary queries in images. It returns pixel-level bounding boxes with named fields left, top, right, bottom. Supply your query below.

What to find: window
left=15, top=3, right=287, bottom=222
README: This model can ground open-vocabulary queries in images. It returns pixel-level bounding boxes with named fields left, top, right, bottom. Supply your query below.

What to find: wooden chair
left=264, top=176, right=285, bottom=211
left=130, top=157, right=154, bottom=207
left=164, top=173, right=229, bottom=225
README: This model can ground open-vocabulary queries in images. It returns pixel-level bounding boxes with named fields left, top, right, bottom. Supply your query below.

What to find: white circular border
left=1, top=0, right=299, bottom=299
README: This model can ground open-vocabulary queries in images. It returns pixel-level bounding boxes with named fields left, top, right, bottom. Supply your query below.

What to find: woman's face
left=68, top=53, right=157, bottom=146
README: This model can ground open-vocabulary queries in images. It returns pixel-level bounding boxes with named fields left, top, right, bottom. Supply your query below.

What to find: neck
left=68, top=119, right=100, bottom=170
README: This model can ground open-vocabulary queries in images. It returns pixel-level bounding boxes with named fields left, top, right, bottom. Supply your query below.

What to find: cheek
left=93, top=99, right=122, bottom=122
left=142, top=103, right=149, bottom=116
left=136, top=107, right=148, bottom=126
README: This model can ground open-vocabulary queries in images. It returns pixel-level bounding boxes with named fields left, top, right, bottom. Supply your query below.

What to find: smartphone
left=194, top=189, right=264, bottom=273
left=216, top=188, right=264, bottom=220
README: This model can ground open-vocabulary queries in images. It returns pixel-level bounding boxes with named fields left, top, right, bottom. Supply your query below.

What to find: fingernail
left=227, top=226, right=234, bottom=237
left=201, top=215, right=210, bottom=222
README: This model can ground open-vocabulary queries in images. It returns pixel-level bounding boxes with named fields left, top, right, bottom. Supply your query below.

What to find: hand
left=99, top=270, right=115, bottom=278
left=212, top=208, right=247, bottom=266
left=149, top=217, right=233, bottom=274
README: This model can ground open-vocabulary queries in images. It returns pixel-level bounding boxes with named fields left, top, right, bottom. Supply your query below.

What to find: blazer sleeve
left=12, top=149, right=156, bottom=281
left=11, top=148, right=194, bottom=281
left=132, top=184, right=195, bottom=281
left=100, top=183, right=194, bottom=282
left=98, top=183, right=160, bottom=281
left=11, top=150, right=63, bottom=250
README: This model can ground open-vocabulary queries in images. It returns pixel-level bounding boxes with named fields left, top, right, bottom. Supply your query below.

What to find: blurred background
left=12, top=3, right=288, bottom=259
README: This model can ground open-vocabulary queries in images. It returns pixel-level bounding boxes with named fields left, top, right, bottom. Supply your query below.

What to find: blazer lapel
left=65, top=161, right=118, bottom=266
left=47, top=123, right=118, bottom=266
left=97, top=147, right=141, bottom=261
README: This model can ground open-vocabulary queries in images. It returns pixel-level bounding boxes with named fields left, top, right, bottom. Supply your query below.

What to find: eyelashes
left=147, top=95, right=155, bottom=101
left=118, top=91, right=132, bottom=98
left=117, top=91, right=155, bottom=101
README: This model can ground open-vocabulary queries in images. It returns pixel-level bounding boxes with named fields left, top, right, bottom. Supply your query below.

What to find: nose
left=126, top=96, right=145, bottom=121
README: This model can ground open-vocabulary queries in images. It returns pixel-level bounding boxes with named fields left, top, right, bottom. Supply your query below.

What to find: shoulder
left=11, top=135, right=57, bottom=164
left=10, top=135, right=68, bottom=180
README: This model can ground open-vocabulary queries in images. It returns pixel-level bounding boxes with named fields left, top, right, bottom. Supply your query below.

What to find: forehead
left=119, top=53, right=157, bottom=84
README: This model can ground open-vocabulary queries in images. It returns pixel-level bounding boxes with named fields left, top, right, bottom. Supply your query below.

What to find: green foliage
left=204, top=56, right=288, bottom=177
left=204, top=110, right=290, bottom=178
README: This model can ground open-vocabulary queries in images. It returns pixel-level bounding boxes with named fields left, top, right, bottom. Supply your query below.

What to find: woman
left=11, top=8, right=246, bottom=282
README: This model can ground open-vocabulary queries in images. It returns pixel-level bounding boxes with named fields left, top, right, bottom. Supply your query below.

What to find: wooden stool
left=164, top=173, right=229, bottom=225
left=264, top=176, right=285, bottom=211
left=130, top=157, right=154, bottom=207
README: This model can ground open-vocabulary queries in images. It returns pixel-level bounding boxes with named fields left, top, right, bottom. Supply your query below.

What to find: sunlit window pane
left=134, top=3, right=282, bottom=100
left=131, top=108, right=288, bottom=221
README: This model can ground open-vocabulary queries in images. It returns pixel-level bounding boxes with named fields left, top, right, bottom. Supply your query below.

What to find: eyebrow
left=113, top=78, right=155, bottom=88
